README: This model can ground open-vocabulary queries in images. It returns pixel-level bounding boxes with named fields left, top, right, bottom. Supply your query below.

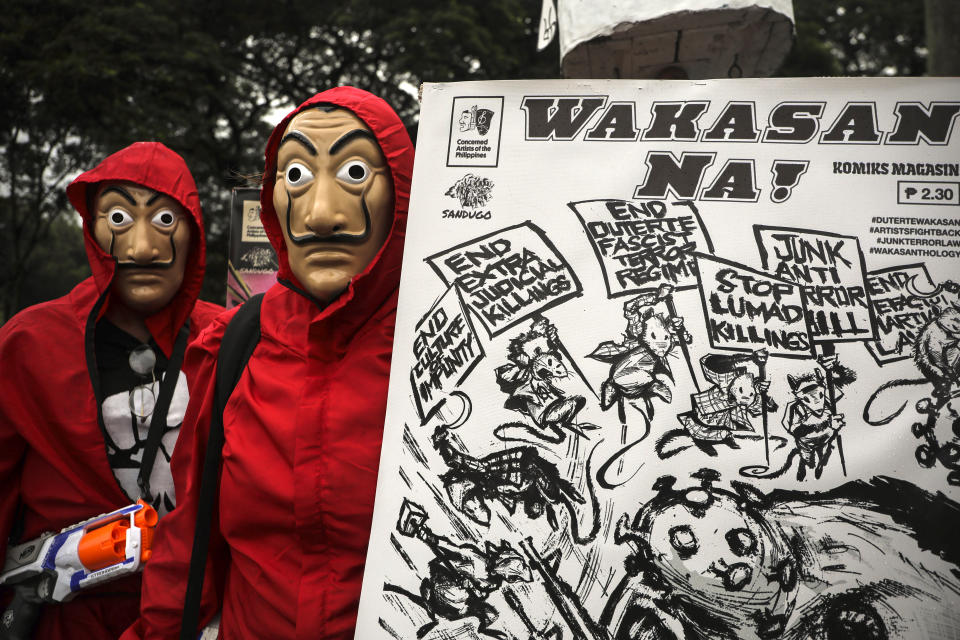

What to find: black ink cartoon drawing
left=393, top=499, right=532, bottom=639
left=495, top=317, right=596, bottom=444
left=863, top=292, right=960, bottom=483
left=446, top=174, right=495, bottom=208
left=431, top=424, right=601, bottom=544
left=459, top=105, right=495, bottom=137
left=603, top=470, right=960, bottom=640
left=865, top=297, right=960, bottom=423
left=915, top=303, right=960, bottom=397
left=588, top=285, right=692, bottom=440
left=911, top=393, right=960, bottom=485
left=780, top=356, right=853, bottom=480
left=658, top=351, right=777, bottom=458
left=741, top=355, right=854, bottom=480
left=516, top=537, right=609, bottom=640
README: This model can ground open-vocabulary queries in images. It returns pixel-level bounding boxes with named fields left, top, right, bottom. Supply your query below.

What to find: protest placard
left=755, top=226, right=877, bottom=343
left=696, top=251, right=814, bottom=357
left=865, top=263, right=952, bottom=365
left=358, top=79, right=960, bottom=640
left=409, top=286, right=485, bottom=421
left=426, top=221, right=582, bottom=336
left=567, top=198, right=713, bottom=297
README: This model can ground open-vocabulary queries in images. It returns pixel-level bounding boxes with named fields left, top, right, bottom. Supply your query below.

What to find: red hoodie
left=0, top=142, right=222, bottom=638
left=125, top=87, right=414, bottom=639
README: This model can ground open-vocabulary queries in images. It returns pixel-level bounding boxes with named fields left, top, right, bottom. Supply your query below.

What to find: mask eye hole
left=151, top=209, right=177, bottom=229
left=726, top=527, right=757, bottom=556
left=336, top=160, right=370, bottom=185
left=107, top=209, right=134, bottom=229
left=285, top=162, right=314, bottom=188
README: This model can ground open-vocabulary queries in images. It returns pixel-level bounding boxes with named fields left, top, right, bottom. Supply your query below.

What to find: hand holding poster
left=567, top=198, right=713, bottom=296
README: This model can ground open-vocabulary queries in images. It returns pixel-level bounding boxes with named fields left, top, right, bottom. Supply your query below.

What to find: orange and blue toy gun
left=0, top=500, right=158, bottom=640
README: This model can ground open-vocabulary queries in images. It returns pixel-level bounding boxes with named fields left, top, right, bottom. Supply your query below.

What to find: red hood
left=260, top=86, right=414, bottom=318
left=66, top=142, right=206, bottom=355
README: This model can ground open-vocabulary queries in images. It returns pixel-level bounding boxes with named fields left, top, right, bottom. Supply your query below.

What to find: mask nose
left=302, top=178, right=350, bottom=237
left=127, top=222, right=160, bottom=264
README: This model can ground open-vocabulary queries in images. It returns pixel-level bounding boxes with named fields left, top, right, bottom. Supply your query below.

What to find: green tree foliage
left=0, top=0, right=554, bottom=320
left=0, top=0, right=928, bottom=323
left=780, top=0, right=926, bottom=77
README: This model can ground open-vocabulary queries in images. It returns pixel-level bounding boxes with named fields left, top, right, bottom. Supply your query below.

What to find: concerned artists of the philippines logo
left=443, top=174, right=494, bottom=220
left=454, top=105, right=495, bottom=160
left=448, top=96, right=504, bottom=167
left=459, top=105, right=495, bottom=136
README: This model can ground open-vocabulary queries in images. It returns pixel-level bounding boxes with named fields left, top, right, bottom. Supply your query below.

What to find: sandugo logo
left=443, top=174, right=493, bottom=220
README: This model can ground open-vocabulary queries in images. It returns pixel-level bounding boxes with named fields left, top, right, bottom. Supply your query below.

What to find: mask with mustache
left=272, top=106, right=394, bottom=303
left=93, top=181, right=192, bottom=317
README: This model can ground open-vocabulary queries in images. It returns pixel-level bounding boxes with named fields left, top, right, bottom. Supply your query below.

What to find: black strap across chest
left=180, top=293, right=263, bottom=639
left=137, top=322, right=191, bottom=504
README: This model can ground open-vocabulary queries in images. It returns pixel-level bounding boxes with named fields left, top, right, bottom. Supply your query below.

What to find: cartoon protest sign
left=755, top=226, right=877, bottom=344
left=425, top=221, right=582, bottom=336
left=567, top=198, right=713, bottom=297
left=696, top=252, right=814, bottom=358
left=410, top=286, right=485, bottom=421
left=865, top=263, right=952, bottom=365
left=358, top=78, right=960, bottom=640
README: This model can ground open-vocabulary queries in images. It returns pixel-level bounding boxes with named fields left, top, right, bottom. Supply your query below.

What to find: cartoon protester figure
left=659, top=351, right=777, bottom=458
left=124, top=88, right=414, bottom=640
left=862, top=289, right=960, bottom=483
left=781, top=355, right=854, bottom=480
left=741, top=355, right=854, bottom=481
left=495, top=316, right=593, bottom=443
left=864, top=295, right=960, bottom=420
left=430, top=423, right=601, bottom=545
left=588, top=284, right=692, bottom=441
left=0, top=143, right=221, bottom=638
left=392, top=500, right=532, bottom=639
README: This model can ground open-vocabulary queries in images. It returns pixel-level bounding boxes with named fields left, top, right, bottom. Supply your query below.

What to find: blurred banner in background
left=556, top=0, right=795, bottom=79
left=227, top=188, right=277, bottom=308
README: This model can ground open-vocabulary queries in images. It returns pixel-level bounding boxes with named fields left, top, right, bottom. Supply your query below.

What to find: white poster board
left=358, top=78, right=960, bottom=640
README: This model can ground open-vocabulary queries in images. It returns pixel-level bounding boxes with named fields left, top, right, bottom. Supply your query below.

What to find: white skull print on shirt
left=95, top=320, right=189, bottom=517
left=100, top=372, right=187, bottom=516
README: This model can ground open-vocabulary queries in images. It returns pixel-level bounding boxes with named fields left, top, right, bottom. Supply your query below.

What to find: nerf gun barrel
left=1, top=501, right=157, bottom=638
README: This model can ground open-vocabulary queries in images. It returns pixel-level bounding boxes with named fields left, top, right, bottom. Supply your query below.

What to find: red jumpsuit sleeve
left=122, top=310, right=234, bottom=640
left=0, top=318, right=29, bottom=563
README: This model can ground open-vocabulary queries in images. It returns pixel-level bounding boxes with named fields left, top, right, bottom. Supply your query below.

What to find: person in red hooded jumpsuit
left=0, top=142, right=222, bottom=638
left=125, top=87, right=414, bottom=639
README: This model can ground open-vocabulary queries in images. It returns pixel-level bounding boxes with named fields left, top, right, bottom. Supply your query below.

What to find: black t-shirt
left=94, top=320, right=187, bottom=516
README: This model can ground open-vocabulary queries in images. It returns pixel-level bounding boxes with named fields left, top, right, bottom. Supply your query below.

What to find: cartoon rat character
left=659, top=351, right=776, bottom=458
left=864, top=301, right=960, bottom=425
left=495, top=317, right=591, bottom=443
left=589, top=285, right=691, bottom=438
left=915, top=304, right=960, bottom=397
left=395, top=500, right=532, bottom=639
left=743, top=356, right=854, bottom=481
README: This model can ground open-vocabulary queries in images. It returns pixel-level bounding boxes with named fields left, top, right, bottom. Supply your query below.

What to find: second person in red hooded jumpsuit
left=125, top=87, right=414, bottom=639
left=0, top=142, right=222, bottom=638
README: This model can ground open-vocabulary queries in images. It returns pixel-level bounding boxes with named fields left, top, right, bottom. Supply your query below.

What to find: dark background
left=0, top=0, right=940, bottom=322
